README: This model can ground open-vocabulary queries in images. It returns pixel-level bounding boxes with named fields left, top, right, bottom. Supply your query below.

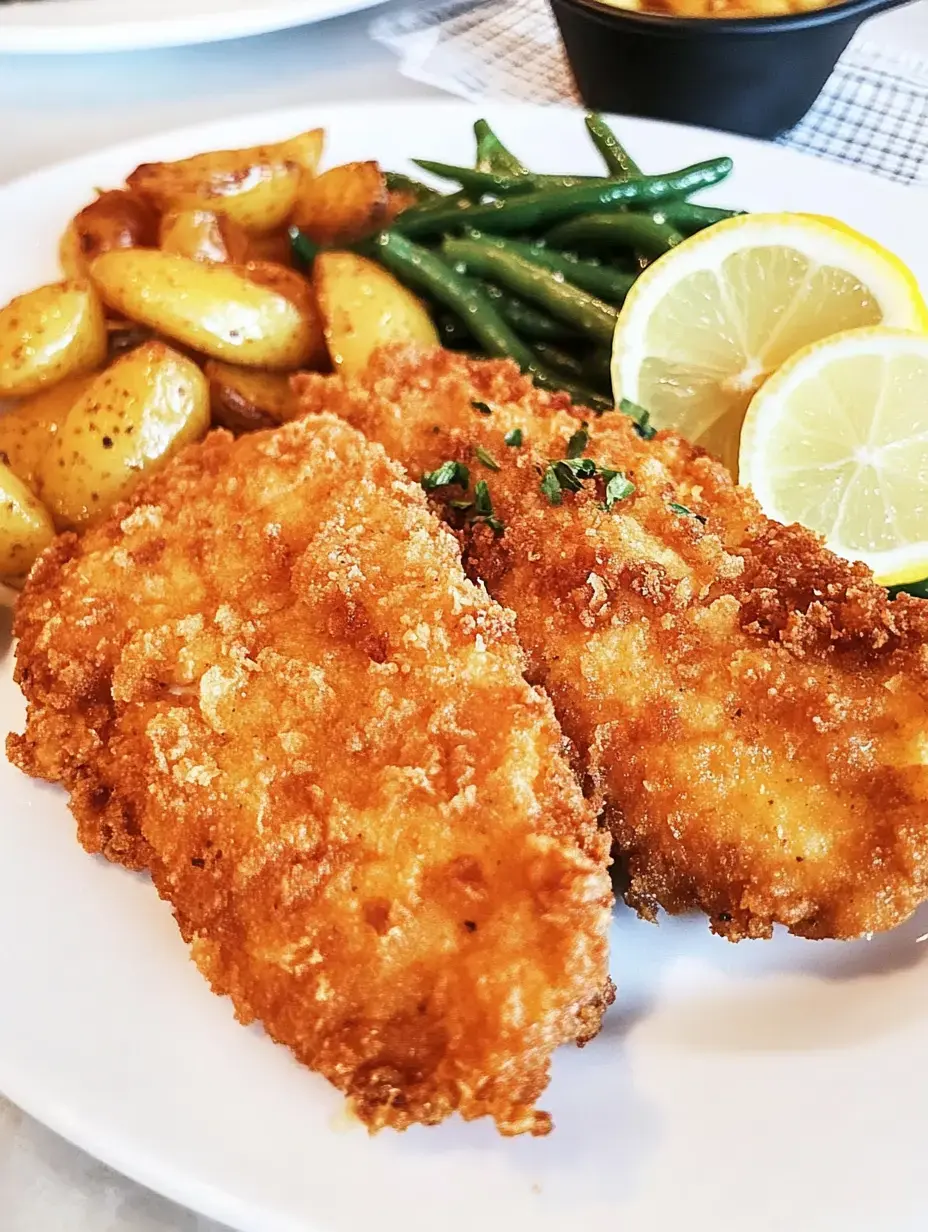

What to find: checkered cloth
left=371, top=0, right=928, bottom=184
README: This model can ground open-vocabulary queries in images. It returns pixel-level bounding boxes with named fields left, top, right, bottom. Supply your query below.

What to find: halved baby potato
left=0, top=459, right=55, bottom=579
left=59, top=190, right=159, bottom=279
left=0, top=280, right=108, bottom=397
left=90, top=249, right=319, bottom=369
left=38, top=340, right=210, bottom=528
left=126, top=128, right=325, bottom=234
left=314, top=251, right=439, bottom=376
left=291, top=162, right=390, bottom=246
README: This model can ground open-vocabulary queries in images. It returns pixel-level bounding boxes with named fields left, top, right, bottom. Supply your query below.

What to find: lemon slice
left=611, top=213, right=928, bottom=476
left=739, top=326, right=928, bottom=585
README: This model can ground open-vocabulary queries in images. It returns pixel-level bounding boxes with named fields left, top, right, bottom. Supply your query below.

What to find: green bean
left=384, top=171, right=441, bottom=201
left=458, top=235, right=636, bottom=303
left=532, top=341, right=587, bottom=381
left=584, top=113, right=641, bottom=180
left=483, top=285, right=578, bottom=341
left=547, top=212, right=685, bottom=255
left=659, top=201, right=744, bottom=234
left=370, top=232, right=610, bottom=411
left=438, top=288, right=574, bottom=343
left=394, top=158, right=733, bottom=237
left=474, top=120, right=528, bottom=177
left=443, top=235, right=619, bottom=345
left=413, top=160, right=595, bottom=196
left=392, top=187, right=472, bottom=224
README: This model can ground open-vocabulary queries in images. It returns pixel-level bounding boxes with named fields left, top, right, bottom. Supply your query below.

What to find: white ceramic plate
left=1, top=101, right=927, bottom=1232
left=0, top=0, right=388, bottom=54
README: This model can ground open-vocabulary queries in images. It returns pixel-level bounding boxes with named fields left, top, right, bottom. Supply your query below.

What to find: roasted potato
left=205, top=361, right=300, bottom=432
left=159, top=209, right=250, bottom=264
left=0, top=281, right=108, bottom=397
left=291, top=162, right=389, bottom=245
left=59, top=190, right=159, bottom=279
left=90, top=249, right=319, bottom=369
left=0, top=373, right=97, bottom=492
left=314, top=251, right=439, bottom=376
left=38, top=341, right=209, bottom=528
left=0, top=458, right=55, bottom=579
left=126, top=128, right=324, bottom=234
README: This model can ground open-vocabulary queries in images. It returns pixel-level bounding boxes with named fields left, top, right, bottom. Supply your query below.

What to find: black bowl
left=549, top=0, right=913, bottom=138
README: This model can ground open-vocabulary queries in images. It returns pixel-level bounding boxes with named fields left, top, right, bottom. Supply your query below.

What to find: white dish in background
left=0, top=0, right=389, bottom=54
left=1, top=101, right=927, bottom=1232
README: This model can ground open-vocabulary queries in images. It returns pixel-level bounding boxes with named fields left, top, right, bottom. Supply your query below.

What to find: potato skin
left=0, top=281, right=108, bottom=397
left=314, top=251, right=439, bottom=375
left=159, top=209, right=250, bottom=264
left=38, top=340, right=209, bottom=528
left=0, top=458, right=55, bottom=579
left=126, top=129, right=324, bottom=234
left=0, top=374, right=96, bottom=492
left=89, top=249, right=318, bottom=369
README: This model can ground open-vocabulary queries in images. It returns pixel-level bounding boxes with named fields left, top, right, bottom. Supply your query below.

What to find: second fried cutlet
left=295, top=348, right=928, bottom=942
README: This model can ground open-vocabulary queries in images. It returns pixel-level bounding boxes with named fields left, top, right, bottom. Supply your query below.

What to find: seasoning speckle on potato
left=38, top=340, right=209, bottom=528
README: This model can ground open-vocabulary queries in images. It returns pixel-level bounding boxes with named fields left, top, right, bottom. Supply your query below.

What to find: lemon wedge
left=611, top=213, right=928, bottom=476
left=739, top=326, right=928, bottom=585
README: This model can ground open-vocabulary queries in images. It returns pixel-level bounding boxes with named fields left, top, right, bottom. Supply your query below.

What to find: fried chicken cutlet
left=7, top=412, right=614, bottom=1135
left=295, top=348, right=928, bottom=942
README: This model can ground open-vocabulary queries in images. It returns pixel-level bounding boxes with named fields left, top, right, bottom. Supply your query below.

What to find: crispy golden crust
left=7, top=412, right=614, bottom=1134
left=295, top=348, right=928, bottom=941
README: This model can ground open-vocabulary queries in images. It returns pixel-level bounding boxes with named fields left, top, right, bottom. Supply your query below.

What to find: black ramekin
left=549, top=0, right=913, bottom=138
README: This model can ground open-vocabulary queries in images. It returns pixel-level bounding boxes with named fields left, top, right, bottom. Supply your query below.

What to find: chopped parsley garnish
left=540, top=454, right=634, bottom=511
left=473, top=480, right=504, bottom=535
left=602, top=470, right=635, bottom=510
left=474, top=445, right=501, bottom=472
left=449, top=499, right=474, bottom=510
left=669, top=501, right=707, bottom=525
left=471, top=400, right=493, bottom=415
left=566, top=423, right=589, bottom=459
left=504, top=428, right=523, bottom=447
left=620, top=398, right=656, bottom=441
left=540, top=465, right=563, bottom=505
left=421, top=460, right=470, bottom=491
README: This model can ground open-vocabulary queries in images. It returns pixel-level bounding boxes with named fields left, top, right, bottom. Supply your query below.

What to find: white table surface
left=1, top=2, right=927, bottom=1228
